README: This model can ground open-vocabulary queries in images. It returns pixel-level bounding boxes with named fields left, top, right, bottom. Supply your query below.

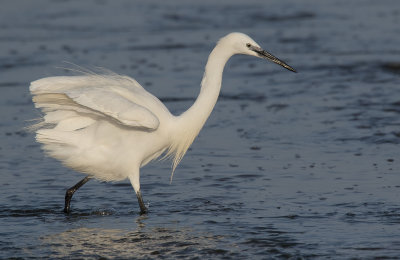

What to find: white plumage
left=30, top=32, right=296, bottom=214
left=31, top=75, right=171, bottom=181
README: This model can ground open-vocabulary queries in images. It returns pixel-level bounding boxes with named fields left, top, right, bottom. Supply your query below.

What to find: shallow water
left=1, top=0, right=400, bottom=258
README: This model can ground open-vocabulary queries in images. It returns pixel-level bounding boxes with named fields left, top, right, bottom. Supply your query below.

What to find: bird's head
left=220, top=32, right=296, bottom=73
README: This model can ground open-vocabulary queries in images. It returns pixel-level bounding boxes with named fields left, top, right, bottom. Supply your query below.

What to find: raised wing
left=30, top=75, right=160, bottom=130
left=65, top=87, right=159, bottom=129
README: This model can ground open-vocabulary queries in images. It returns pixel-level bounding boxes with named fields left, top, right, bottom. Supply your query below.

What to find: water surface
left=1, top=0, right=400, bottom=258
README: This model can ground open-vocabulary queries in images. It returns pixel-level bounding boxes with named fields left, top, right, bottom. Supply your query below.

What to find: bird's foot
left=136, top=190, right=148, bottom=215
left=63, top=207, right=70, bottom=214
left=139, top=207, right=148, bottom=215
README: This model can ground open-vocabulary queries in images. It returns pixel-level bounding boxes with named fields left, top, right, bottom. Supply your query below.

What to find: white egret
left=30, top=32, right=296, bottom=214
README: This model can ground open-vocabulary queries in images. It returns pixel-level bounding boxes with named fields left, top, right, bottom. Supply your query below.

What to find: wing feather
left=30, top=75, right=160, bottom=130
left=65, top=87, right=159, bottom=129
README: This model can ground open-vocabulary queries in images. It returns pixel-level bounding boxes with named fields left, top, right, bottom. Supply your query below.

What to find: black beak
left=250, top=46, right=296, bottom=73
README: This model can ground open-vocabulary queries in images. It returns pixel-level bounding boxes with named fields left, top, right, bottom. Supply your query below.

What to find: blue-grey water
left=1, top=0, right=400, bottom=258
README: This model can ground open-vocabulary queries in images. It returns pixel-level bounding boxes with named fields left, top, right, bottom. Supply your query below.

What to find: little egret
left=30, top=32, right=296, bottom=214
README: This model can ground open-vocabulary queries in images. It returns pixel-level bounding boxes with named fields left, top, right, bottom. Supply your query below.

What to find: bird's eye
left=246, top=43, right=251, bottom=48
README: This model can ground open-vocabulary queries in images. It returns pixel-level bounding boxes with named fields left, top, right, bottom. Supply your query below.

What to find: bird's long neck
left=167, top=43, right=233, bottom=174
left=179, top=44, right=232, bottom=130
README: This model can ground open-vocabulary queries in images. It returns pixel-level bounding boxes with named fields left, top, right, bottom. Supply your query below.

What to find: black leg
left=136, top=190, right=148, bottom=215
left=64, top=176, right=91, bottom=213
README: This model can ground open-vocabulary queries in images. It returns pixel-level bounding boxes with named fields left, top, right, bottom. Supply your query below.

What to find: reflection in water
left=42, top=217, right=225, bottom=258
left=37, top=213, right=305, bottom=258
